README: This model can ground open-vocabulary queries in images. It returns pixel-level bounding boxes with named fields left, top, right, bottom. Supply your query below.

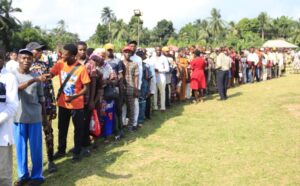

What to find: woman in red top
left=190, top=50, right=206, bottom=103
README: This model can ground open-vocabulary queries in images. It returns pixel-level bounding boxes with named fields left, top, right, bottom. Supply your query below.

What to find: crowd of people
left=0, top=40, right=300, bottom=186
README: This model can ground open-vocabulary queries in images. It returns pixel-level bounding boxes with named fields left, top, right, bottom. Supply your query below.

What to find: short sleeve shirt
left=50, top=60, right=90, bottom=109
left=106, top=57, right=124, bottom=75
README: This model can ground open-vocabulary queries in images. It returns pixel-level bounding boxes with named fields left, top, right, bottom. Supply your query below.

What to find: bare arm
left=18, top=74, right=49, bottom=90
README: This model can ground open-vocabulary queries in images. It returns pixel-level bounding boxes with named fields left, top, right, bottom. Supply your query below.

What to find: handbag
left=104, top=84, right=119, bottom=100
left=89, top=109, right=101, bottom=137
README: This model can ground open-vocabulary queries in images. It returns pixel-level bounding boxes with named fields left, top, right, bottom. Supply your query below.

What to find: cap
left=162, top=46, right=169, bottom=52
left=26, top=42, right=44, bottom=51
left=19, top=48, right=33, bottom=56
left=122, top=46, right=134, bottom=53
left=104, top=43, right=114, bottom=50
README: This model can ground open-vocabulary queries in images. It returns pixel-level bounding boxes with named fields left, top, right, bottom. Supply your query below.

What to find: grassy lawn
left=13, top=74, right=300, bottom=185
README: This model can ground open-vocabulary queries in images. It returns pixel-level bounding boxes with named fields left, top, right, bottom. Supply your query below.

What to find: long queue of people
left=0, top=40, right=299, bottom=186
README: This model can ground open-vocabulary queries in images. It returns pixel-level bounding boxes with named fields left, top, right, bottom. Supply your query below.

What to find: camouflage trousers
left=42, top=115, right=54, bottom=162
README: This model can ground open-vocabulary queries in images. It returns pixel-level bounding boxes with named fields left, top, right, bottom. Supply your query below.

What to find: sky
left=12, top=0, right=300, bottom=41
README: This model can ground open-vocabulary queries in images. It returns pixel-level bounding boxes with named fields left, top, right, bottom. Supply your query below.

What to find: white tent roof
left=262, top=39, right=298, bottom=48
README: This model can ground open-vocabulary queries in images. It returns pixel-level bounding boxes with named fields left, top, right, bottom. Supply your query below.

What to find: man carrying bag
left=48, top=44, right=90, bottom=162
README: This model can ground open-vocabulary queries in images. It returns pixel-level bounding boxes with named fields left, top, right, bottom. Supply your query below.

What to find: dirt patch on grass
left=283, top=104, right=300, bottom=118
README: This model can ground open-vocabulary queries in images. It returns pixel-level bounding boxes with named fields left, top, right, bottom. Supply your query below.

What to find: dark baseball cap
left=26, top=42, right=45, bottom=51
left=19, top=48, right=33, bottom=56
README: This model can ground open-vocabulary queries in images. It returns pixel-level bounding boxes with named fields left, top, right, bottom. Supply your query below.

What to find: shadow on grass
left=228, top=92, right=242, bottom=99
left=205, top=91, right=242, bottom=101
left=43, top=103, right=186, bottom=186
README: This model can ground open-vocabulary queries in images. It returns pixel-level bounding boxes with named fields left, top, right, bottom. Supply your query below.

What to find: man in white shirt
left=128, top=41, right=143, bottom=127
left=277, top=50, right=284, bottom=77
left=162, top=47, right=173, bottom=107
left=151, top=46, right=170, bottom=111
left=5, top=51, right=19, bottom=73
left=216, top=47, right=231, bottom=100
left=247, top=47, right=259, bottom=83
left=0, top=54, right=19, bottom=186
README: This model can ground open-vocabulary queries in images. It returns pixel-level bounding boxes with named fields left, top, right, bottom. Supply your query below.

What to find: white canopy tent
left=262, top=39, right=298, bottom=48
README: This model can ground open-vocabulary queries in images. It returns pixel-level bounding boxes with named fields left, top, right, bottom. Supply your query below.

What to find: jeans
left=255, top=67, right=261, bottom=82
left=57, top=107, right=84, bottom=155
left=138, top=98, right=147, bottom=124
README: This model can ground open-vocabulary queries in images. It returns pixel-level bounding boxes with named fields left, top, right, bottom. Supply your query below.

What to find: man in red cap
left=121, top=46, right=139, bottom=132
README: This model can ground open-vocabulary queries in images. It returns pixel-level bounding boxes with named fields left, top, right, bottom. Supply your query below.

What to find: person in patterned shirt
left=26, top=42, right=58, bottom=173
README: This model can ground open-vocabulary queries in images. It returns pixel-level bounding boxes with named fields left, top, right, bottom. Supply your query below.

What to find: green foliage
left=2, top=3, right=300, bottom=52
left=153, top=19, right=175, bottom=45
left=0, top=0, right=21, bottom=50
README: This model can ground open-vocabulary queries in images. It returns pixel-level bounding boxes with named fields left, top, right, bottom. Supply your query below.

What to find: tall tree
left=0, top=0, right=21, bottom=50
left=101, top=6, right=116, bottom=42
left=111, top=19, right=128, bottom=41
left=257, top=12, right=270, bottom=40
left=153, top=19, right=175, bottom=45
left=208, top=8, right=225, bottom=40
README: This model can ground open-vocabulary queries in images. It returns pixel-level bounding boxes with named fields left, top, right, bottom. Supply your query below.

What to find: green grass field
left=13, top=74, right=300, bottom=186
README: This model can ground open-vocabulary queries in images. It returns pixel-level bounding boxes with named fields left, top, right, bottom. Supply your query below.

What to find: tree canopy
left=1, top=2, right=300, bottom=52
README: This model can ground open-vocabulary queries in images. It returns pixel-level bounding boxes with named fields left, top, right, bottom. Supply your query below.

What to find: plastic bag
left=89, top=109, right=101, bottom=137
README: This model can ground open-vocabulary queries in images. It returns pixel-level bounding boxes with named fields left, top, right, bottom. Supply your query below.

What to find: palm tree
left=257, top=12, right=269, bottom=40
left=208, top=8, right=225, bottom=40
left=111, top=19, right=128, bottom=41
left=0, top=0, right=21, bottom=50
left=101, top=7, right=116, bottom=42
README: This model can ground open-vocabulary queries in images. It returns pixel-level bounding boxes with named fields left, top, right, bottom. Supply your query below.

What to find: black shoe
left=14, top=179, right=30, bottom=186
left=27, top=179, right=45, bottom=186
left=53, top=151, right=66, bottom=160
left=72, top=154, right=81, bottom=163
left=48, top=161, right=57, bottom=173
left=68, top=147, right=74, bottom=154
left=132, top=126, right=138, bottom=131
left=80, top=147, right=91, bottom=158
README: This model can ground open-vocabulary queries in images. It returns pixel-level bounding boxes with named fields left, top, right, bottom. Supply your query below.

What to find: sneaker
left=27, top=179, right=45, bottom=186
left=72, top=154, right=81, bottom=163
left=114, top=135, right=121, bottom=141
left=14, top=179, right=30, bottom=186
left=48, top=161, right=58, bottom=173
left=53, top=151, right=66, bottom=160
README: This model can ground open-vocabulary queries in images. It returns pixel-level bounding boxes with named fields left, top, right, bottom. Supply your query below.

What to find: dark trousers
left=83, top=106, right=92, bottom=147
left=58, top=107, right=84, bottom=155
left=42, top=115, right=54, bottom=161
left=114, top=97, right=124, bottom=135
left=145, top=96, right=152, bottom=119
left=165, top=84, right=171, bottom=107
left=217, top=70, right=229, bottom=99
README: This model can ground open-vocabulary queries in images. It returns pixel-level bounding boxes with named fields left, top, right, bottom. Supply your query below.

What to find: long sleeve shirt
left=0, top=68, right=19, bottom=146
left=151, top=55, right=170, bottom=83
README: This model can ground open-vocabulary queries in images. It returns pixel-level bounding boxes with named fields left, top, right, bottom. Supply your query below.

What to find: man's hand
left=88, top=102, right=95, bottom=110
left=37, top=74, right=51, bottom=82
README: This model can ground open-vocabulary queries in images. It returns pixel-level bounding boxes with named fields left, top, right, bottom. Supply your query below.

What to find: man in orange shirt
left=49, top=44, right=90, bottom=162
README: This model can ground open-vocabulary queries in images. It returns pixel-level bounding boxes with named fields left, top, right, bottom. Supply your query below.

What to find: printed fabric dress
left=190, top=57, right=206, bottom=90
